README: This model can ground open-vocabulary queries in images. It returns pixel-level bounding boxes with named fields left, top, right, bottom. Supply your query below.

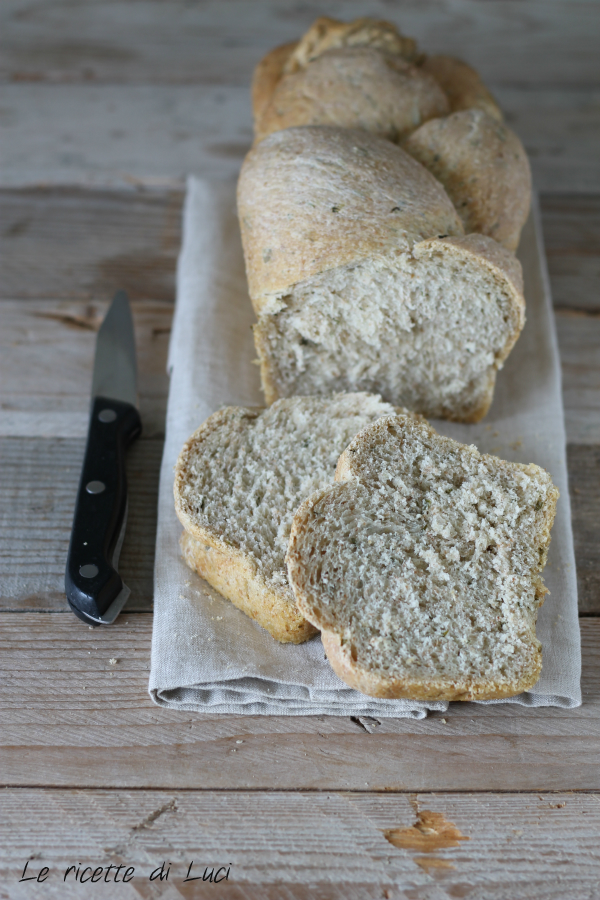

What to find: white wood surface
left=1, top=615, right=598, bottom=790
left=2, top=790, right=600, bottom=899
left=2, top=0, right=599, bottom=88
left=2, top=83, right=599, bottom=192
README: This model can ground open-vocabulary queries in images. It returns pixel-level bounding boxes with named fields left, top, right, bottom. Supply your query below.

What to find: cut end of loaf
left=255, top=235, right=524, bottom=422
left=287, top=414, right=558, bottom=700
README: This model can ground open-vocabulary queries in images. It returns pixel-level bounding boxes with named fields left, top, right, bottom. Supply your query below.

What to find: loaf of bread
left=287, top=414, right=559, bottom=700
left=174, top=393, right=402, bottom=642
left=254, top=48, right=449, bottom=146
left=252, top=40, right=298, bottom=125
left=404, top=109, right=532, bottom=252
left=421, top=54, right=503, bottom=121
left=237, top=126, right=525, bottom=422
left=252, top=16, right=503, bottom=143
left=283, top=15, right=421, bottom=73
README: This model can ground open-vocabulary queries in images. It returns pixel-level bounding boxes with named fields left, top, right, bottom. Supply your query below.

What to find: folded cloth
left=149, top=177, right=581, bottom=715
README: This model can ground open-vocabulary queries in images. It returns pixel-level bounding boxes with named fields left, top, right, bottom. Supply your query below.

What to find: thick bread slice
left=421, top=54, right=503, bottom=121
left=404, top=109, right=531, bottom=252
left=174, top=393, right=402, bottom=643
left=238, top=127, right=525, bottom=422
left=254, top=48, right=449, bottom=145
left=287, top=415, right=559, bottom=700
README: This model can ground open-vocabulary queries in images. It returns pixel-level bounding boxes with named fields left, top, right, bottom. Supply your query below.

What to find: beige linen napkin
left=149, top=177, right=581, bottom=715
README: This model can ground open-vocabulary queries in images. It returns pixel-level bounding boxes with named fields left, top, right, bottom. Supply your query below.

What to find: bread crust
left=283, top=16, right=420, bottom=75
left=254, top=48, right=449, bottom=145
left=288, top=415, right=559, bottom=700
left=404, top=110, right=532, bottom=252
left=174, top=406, right=317, bottom=644
left=251, top=16, right=420, bottom=131
left=180, top=530, right=317, bottom=643
left=237, top=126, right=464, bottom=310
left=320, top=630, right=542, bottom=701
left=251, top=41, right=298, bottom=126
left=421, top=54, right=503, bottom=121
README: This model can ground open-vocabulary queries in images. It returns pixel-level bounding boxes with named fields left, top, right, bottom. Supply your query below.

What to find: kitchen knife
left=65, top=290, right=142, bottom=626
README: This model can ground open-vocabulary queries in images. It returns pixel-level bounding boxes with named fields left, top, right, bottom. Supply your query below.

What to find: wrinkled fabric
left=149, top=178, right=581, bottom=715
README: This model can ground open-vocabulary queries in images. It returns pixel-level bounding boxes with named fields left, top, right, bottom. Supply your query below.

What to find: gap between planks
left=0, top=615, right=599, bottom=791
left=2, top=789, right=600, bottom=899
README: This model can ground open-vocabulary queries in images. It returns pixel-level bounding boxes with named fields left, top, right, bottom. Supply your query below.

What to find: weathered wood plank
left=0, top=84, right=253, bottom=187
left=568, top=445, right=600, bottom=614
left=4, top=189, right=598, bottom=310
left=0, top=187, right=179, bottom=438
left=541, top=193, right=600, bottom=312
left=0, top=298, right=171, bottom=438
left=1, top=84, right=599, bottom=191
left=0, top=615, right=597, bottom=789
left=1, top=790, right=600, bottom=899
left=556, top=311, right=600, bottom=446
left=0, top=187, right=183, bottom=301
left=0, top=438, right=162, bottom=611
left=2, top=0, right=599, bottom=88
left=5, top=733, right=597, bottom=791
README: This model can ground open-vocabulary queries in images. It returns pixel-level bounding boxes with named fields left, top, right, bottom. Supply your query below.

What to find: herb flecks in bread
left=174, top=394, right=402, bottom=642
left=287, top=415, right=559, bottom=700
left=238, top=127, right=525, bottom=422
left=404, top=109, right=531, bottom=252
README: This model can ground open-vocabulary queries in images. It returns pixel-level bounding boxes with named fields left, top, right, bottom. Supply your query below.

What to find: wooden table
left=1, top=2, right=599, bottom=896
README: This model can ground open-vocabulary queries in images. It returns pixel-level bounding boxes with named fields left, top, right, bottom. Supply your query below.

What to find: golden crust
left=251, top=17, right=420, bottom=135
left=283, top=16, right=420, bottom=75
left=237, top=126, right=464, bottom=311
left=404, top=110, right=532, bottom=252
left=254, top=48, right=449, bottom=145
left=320, top=630, right=542, bottom=701
left=421, top=54, right=503, bottom=121
left=251, top=41, right=298, bottom=127
left=180, top=530, right=317, bottom=644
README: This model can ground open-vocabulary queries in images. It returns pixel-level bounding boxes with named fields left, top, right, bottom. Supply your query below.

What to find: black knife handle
left=65, top=396, right=142, bottom=625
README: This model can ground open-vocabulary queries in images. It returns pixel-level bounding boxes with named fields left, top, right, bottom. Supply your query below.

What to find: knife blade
left=65, top=291, right=142, bottom=626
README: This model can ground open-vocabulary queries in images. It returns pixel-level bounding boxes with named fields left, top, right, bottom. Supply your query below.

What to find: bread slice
left=174, top=393, right=402, bottom=643
left=238, top=126, right=525, bottom=422
left=287, top=414, right=559, bottom=700
left=421, top=54, right=503, bottom=121
left=404, top=109, right=531, bottom=252
left=254, top=48, right=449, bottom=145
